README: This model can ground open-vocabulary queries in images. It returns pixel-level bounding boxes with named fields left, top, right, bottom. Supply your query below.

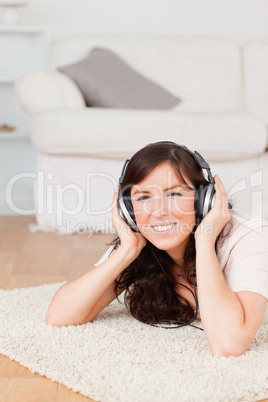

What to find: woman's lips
left=151, top=222, right=177, bottom=234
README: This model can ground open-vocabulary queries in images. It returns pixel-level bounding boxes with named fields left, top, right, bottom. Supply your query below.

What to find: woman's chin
left=147, top=236, right=187, bottom=251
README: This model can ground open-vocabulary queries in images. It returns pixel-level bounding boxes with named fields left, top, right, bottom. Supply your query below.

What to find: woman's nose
left=150, top=196, right=169, bottom=216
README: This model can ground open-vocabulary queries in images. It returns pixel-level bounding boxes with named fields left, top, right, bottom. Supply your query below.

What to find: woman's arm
left=46, top=186, right=147, bottom=327
left=195, top=175, right=267, bottom=357
left=46, top=245, right=136, bottom=326
left=195, top=238, right=267, bottom=357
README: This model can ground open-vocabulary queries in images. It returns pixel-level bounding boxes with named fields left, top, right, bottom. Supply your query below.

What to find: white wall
left=19, top=0, right=268, bottom=43
left=0, top=138, right=36, bottom=215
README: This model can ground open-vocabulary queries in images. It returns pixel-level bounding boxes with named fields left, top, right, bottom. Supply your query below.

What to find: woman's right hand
left=112, top=185, right=147, bottom=259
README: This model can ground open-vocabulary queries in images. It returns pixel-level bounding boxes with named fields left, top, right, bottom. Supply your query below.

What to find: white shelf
left=0, top=26, right=49, bottom=33
left=0, top=26, right=48, bottom=138
left=0, top=26, right=45, bottom=215
left=0, top=130, right=29, bottom=139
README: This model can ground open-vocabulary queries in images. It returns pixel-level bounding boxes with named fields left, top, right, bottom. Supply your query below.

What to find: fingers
left=111, top=185, right=122, bottom=225
left=111, top=185, right=130, bottom=235
left=112, top=185, right=119, bottom=210
left=214, top=175, right=227, bottom=202
left=213, top=175, right=230, bottom=221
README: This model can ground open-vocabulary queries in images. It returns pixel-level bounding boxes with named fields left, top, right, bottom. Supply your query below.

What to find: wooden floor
left=0, top=215, right=114, bottom=402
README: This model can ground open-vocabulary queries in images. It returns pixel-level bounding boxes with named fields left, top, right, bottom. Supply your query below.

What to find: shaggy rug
left=0, top=282, right=267, bottom=402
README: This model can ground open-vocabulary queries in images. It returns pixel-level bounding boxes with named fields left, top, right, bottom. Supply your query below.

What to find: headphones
left=118, top=143, right=215, bottom=233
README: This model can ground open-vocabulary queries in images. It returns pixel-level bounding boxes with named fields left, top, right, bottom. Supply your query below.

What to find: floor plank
left=0, top=252, right=17, bottom=288
left=0, top=230, right=28, bottom=253
left=0, top=216, right=34, bottom=231
left=0, top=355, right=37, bottom=378
left=12, top=232, right=73, bottom=275
left=0, top=377, right=58, bottom=402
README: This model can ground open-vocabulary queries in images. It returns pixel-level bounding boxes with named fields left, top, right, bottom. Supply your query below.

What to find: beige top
left=217, top=210, right=268, bottom=323
left=95, top=210, right=268, bottom=323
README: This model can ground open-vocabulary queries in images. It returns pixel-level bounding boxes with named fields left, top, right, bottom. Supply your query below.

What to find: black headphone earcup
left=124, top=195, right=135, bottom=222
left=118, top=189, right=139, bottom=232
left=194, top=183, right=215, bottom=229
left=194, top=184, right=206, bottom=228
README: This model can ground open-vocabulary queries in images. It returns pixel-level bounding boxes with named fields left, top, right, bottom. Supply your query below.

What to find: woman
left=46, top=142, right=268, bottom=357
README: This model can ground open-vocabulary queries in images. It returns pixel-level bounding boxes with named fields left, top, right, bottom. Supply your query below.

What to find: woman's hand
left=194, top=175, right=231, bottom=245
left=112, top=185, right=147, bottom=258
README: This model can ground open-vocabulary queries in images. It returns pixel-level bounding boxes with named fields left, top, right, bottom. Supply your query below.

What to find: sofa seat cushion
left=31, top=109, right=267, bottom=162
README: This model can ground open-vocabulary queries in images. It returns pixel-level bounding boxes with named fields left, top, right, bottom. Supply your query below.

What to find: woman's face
left=131, top=161, right=196, bottom=263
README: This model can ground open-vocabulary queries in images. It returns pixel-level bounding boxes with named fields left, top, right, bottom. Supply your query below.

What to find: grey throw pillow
left=58, top=48, right=180, bottom=109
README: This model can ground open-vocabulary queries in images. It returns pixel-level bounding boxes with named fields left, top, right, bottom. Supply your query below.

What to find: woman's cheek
left=171, top=198, right=195, bottom=218
left=133, top=205, right=148, bottom=224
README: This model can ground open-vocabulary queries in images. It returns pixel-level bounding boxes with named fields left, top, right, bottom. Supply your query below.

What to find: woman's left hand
left=194, top=175, right=231, bottom=245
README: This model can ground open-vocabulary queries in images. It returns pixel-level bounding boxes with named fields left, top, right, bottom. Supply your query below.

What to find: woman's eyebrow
left=132, top=184, right=194, bottom=195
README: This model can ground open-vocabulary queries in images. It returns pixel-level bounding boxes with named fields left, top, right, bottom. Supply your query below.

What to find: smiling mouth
left=151, top=223, right=177, bottom=233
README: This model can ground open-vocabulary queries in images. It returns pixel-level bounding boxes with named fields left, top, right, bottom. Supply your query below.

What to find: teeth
left=153, top=223, right=175, bottom=232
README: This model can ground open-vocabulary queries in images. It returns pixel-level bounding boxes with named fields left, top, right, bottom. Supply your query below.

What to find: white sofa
left=15, top=34, right=268, bottom=234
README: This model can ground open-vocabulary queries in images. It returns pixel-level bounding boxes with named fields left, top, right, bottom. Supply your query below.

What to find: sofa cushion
left=58, top=48, right=180, bottom=109
left=31, top=110, right=267, bottom=162
left=50, top=34, right=242, bottom=112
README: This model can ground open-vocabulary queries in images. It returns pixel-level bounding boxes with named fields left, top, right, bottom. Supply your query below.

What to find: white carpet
left=0, top=282, right=267, bottom=402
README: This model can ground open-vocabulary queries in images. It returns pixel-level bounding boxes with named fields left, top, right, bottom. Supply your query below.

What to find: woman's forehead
left=132, top=162, right=193, bottom=190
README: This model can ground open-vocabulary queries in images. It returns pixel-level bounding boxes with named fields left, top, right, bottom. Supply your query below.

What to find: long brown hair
left=112, top=142, right=230, bottom=325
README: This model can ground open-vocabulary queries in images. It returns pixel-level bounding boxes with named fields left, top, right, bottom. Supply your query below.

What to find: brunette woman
left=46, top=142, right=268, bottom=356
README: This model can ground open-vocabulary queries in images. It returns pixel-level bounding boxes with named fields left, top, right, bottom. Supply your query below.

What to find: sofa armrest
left=243, top=36, right=268, bottom=124
left=15, top=70, right=86, bottom=116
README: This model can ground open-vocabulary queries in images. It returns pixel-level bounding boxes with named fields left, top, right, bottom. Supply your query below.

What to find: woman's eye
left=168, top=192, right=182, bottom=197
left=137, top=195, right=150, bottom=201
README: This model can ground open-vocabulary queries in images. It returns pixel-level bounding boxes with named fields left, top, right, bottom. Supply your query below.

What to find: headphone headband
left=119, top=143, right=213, bottom=187
left=119, top=159, right=130, bottom=185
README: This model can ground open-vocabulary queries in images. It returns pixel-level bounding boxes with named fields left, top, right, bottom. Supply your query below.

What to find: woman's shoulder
left=222, top=210, right=268, bottom=241
left=217, top=210, right=268, bottom=264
